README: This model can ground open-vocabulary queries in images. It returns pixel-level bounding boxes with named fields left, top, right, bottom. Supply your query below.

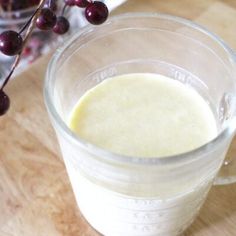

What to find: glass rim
left=44, top=12, right=236, bottom=165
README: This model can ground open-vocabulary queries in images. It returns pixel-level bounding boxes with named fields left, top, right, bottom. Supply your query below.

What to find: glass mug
left=44, top=13, right=236, bottom=236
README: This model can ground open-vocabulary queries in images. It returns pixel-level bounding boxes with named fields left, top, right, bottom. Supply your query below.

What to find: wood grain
left=1, top=0, right=236, bottom=235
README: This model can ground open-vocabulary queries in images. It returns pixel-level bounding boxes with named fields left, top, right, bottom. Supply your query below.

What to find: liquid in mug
left=67, top=73, right=217, bottom=236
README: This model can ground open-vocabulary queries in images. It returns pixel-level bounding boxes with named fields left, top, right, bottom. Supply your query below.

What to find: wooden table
left=1, top=0, right=236, bottom=235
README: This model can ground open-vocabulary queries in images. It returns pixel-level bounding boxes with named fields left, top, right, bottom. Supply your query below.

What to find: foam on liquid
left=69, top=73, right=217, bottom=157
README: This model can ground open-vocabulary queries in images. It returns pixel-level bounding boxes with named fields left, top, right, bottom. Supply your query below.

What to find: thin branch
left=1, top=0, right=47, bottom=91
left=19, top=8, right=40, bottom=35
left=7, top=0, right=12, bottom=13
left=61, top=4, right=67, bottom=16
left=0, top=4, right=4, bottom=16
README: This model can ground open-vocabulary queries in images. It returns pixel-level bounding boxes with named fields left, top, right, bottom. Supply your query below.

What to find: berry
left=74, top=0, right=90, bottom=8
left=85, top=1, right=108, bottom=25
left=36, top=8, right=57, bottom=30
left=0, top=90, right=10, bottom=116
left=53, top=16, right=70, bottom=35
left=0, top=0, right=10, bottom=8
left=0, top=0, right=9, bottom=4
left=64, top=0, right=75, bottom=6
left=11, top=0, right=28, bottom=10
left=44, top=0, right=57, bottom=11
left=0, top=31, right=23, bottom=56
left=28, top=0, right=40, bottom=7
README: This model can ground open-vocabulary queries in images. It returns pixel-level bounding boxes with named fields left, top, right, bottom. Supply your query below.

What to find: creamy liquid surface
left=69, top=73, right=217, bottom=157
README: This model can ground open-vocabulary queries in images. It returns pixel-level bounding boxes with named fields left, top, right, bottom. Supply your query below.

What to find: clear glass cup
left=44, top=13, right=236, bottom=236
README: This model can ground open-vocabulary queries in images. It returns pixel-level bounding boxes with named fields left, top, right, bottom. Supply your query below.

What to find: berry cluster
left=65, top=0, right=109, bottom=25
left=0, top=0, right=109, bottom=116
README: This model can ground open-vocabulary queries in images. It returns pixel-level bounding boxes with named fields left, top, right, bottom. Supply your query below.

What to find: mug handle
left=214, top=146, right=236, bottom=185
left=214, top=51, right=236, bottom=185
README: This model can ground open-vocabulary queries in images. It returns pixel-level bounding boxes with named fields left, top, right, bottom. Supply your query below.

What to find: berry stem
left=0, top=4, right=3, bottom=15
left=61, top=4, right=67, bottom=16
left=18, top=8, right=40, bottom=35
left=7, top=0, right=12, bottom=12
left=0, top=0, right=48, bottom=91
left=0, top=69, right=14, bottom=91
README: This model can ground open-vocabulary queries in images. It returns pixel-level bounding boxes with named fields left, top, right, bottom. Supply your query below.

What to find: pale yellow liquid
left=69, top=73, right=217, bottom=157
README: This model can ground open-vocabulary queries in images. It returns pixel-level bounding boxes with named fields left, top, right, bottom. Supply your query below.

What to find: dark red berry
left=64, top=0, right=75, bottom=6
left=36, top=8, right=57, bottom=30
left=28, top=0, right=40, bottom=7
left=0, top=0, right=9, bottom=4
left=53, top=16, right=70, bottom=35
left=0, top=31, right=23, bottom=56
left=0, top=0, right=10, bottom=8
left=74, top=0, right=90, bottom=8
left=44, top=0, right=57, bottom=11
left=1, top=2, right=8, bottom=10
left=0, top=90, right=10, bottom=116
left=11, top=0, right=28, bottom=10
left=85, top=1, right=108, bottom=25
